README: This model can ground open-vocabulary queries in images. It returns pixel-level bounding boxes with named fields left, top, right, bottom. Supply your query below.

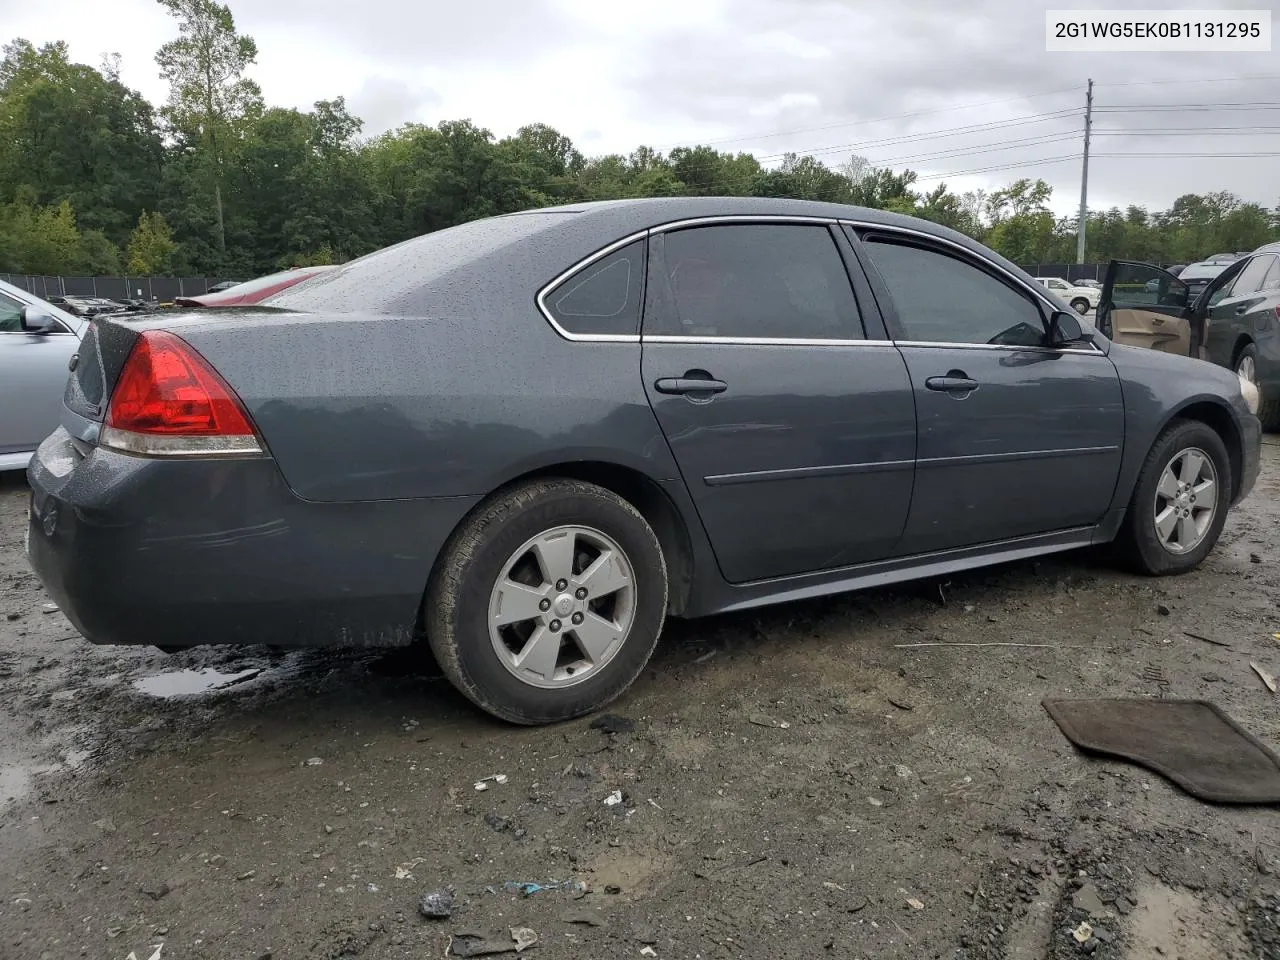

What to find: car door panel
left=894, top=345, right=1124, bottom=553
left=1098, top=260, right=1193, bottom=356
left=0, top=330, right=81, bottom=455
left=640, top=222, right=917, bottom=584
left=1206, top=255, right=1278, bottom=370
left=854, top=231, right=1125, bottom=556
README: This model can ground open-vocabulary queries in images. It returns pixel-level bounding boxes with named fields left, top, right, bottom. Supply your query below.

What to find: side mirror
left=1048, top=310, right=1086, bottom=346
left=19, top=305, right=58, bottom=334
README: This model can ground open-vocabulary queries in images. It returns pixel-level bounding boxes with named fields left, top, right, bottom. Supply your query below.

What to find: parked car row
left=12, top=197, right=1265, bottom=726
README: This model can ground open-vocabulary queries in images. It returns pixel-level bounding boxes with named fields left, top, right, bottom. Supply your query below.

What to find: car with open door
left=1099, top=245, right=1280, bottom=430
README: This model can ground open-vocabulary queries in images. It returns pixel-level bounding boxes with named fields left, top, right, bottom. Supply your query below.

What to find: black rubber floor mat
left=1043, top=698, right=1280, bottom=804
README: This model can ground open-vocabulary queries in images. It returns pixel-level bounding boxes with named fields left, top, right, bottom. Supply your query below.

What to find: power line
left=910, top=155, right=1081, bottom=182
left=751, top=109, right=1081, bottom=163
left=657, top=85, right=1082, bottom=150
left=1094, top=74, right=1280, bottom=87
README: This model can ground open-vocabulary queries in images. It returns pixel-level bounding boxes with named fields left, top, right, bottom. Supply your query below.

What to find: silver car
left=0, top=279, right=87, bottom=471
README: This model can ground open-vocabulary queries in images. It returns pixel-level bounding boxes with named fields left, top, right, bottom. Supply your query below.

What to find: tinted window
left=651, top=224, right=863, bottom=340
left=1262, top=257, right=1280, bottom=292
left=0, top=292, right=22, bottom=332
left=1228, top=255, right=1278, bottom=296
left=863, top=239, right=1046, bottom=347
left=544, top=240, right=645, bottom=336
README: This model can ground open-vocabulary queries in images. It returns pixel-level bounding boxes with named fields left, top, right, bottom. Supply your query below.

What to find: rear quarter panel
left=170, top=246, right=680, bottom=502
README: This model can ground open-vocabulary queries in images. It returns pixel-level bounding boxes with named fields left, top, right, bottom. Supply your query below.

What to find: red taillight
left=102, top=330, right=263, bottom=457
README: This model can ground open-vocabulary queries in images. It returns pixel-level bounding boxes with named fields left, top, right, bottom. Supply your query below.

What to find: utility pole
left=1076, top=78, right=1094, bottom=265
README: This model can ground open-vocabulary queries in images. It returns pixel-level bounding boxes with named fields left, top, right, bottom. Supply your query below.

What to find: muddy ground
left=3, top=445, right=1280, bottom=960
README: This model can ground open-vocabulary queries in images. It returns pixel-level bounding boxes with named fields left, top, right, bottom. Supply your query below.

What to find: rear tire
left=425, top=478, right=667, bottom=725
left=1237, top=343, right=1280, bottom=431
left=1071, top=298, right=1090, bottom=315
left=1117, top=419, right=1231, bottom=575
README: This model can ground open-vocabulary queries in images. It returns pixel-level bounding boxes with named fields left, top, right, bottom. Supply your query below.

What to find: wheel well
left=1173, top=402, right=1243, bottom=500
left=438, top=462, right=696, bottom=618
left=1230, top=335, right=1254, bottom=367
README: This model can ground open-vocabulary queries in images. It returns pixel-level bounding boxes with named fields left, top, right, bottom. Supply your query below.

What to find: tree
left=127, top=210, right=177, bottom=273
left=155, top=0, right=263, bottom=261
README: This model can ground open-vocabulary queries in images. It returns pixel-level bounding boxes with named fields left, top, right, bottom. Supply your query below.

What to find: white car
left=0, top=279, right=87, bottom=471
left=1035, top=276, right=1098, bottom=315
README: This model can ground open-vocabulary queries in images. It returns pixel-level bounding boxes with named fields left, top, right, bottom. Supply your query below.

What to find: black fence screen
left=0, top=275, right=244, bottom=301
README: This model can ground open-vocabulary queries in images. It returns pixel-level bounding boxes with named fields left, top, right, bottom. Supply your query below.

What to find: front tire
left=1071, top=298, right=1091, bottom=315
left=1118, top=419, right=1231, bottom=575
left=425, top=479, right=667, bottom=725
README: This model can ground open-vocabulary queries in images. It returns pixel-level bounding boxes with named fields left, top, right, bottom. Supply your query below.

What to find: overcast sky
left=2, top=0, right=1277, bottom=217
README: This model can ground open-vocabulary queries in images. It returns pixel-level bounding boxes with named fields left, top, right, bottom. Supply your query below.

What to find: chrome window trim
left=645, top=335, right=892, bottom=347
left=894, top=340, right=1102, bottom=355
left=535, top=213, right=1104, bottom=354
left=649, top=214, right=840, bottom=232
left=536, top=229, right=650, bottom=343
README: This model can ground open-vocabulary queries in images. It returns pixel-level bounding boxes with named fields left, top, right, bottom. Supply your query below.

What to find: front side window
left=0, top=293, right=22, bottom=332
left=650, top=223, right=863, bottom=340
left=862, top=238, right=1046, bottom=347
left=543, top=240, right=645, bottom=337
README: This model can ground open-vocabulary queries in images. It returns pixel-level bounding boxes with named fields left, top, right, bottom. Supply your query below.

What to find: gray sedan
left=0, top=279, right=87, bottom=472
left=24, top=198, right=1262, bottom=725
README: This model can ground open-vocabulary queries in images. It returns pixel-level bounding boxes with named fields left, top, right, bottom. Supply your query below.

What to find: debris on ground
left=906, top=897, right=925, bottom=910
left=448, top=927, right=538, bottom=957
left=604, top=790, right=624, bottom=806
left=503, top=879, right=586, bottom=897
left=560, top=909, right=604, bottom=927
left=303, top=757, right=323, bottom=766
left=1071, top=920, right=1093, bottom=943
left=887, top=696, right=914, bottom=711
left=1252, top=663, right=1278, bottom=693
left=590, top=714, right=635, bottom=735
left=1184, top=630, right=1232, bottom=648
left=747, top=715, right=791, bottom=728
left=1072, top=882, right=1107, bottom=917
left=640, top=947, right=657, bottom=957
left=474, top=774, right=509, bottom=791
left=419, top=888, right=454, bottom=919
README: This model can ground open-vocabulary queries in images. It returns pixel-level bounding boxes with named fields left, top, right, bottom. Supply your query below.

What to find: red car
left=174, top=266, right=338, bottom=308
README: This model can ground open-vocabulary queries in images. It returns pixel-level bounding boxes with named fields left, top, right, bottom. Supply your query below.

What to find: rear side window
left=543, top=240, right=645, bottom=337
left=1229, top=255, right=1278, bottom=296
left=649, top=223, right=863, bottom=340
left=1262, top=257, right=1280, bottom=292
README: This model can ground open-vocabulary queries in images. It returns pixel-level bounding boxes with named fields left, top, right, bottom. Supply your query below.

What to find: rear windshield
left=263, top=212, right=570, bottom=315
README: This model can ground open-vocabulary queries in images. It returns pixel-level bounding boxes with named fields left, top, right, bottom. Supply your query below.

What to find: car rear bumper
left=25, top=428, right=479, bottom=649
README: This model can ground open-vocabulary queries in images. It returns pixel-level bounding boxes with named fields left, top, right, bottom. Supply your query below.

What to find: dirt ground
left=3, top=444, right=1280, bottom=960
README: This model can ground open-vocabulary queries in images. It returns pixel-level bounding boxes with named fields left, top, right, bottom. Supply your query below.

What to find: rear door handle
left=925, top=376, right=979, bottom=393
left=654, top=377, right=727, bottom=396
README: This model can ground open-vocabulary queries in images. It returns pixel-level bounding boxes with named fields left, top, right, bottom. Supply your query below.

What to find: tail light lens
left=101, top=330, right=264, bottom=457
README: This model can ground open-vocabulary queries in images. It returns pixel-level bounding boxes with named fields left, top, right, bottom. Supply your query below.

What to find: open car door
left=1098, top=260, right=1194, bottom=357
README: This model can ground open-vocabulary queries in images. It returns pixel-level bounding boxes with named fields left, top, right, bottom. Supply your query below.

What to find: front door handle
left=1236, top=305, right=1249, bottom=315
left=925, top=375, right=979, bottom=393
left=654, top=376, right=727, bottom=396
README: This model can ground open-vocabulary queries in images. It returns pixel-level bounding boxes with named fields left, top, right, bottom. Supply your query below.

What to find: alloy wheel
left=1153, top=447, right=1218, bottom=555
left=487, top=525, right=637, bottom=689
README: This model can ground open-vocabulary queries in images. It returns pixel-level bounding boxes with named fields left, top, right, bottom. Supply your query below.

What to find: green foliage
left=127, top=211, right=177, bottom=274
left=1, top=22, right=1276, bottom=279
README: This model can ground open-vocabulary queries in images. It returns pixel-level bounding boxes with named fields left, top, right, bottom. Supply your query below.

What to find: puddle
left=132, top=667, right=264, bottom=699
